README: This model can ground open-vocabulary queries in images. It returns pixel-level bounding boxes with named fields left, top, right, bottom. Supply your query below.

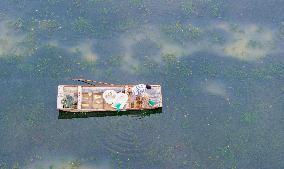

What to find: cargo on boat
left=57, top=79, right=162, bottom=112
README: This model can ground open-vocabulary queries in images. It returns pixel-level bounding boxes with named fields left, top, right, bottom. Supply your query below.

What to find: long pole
left=72, top=78, right=114, bottom=86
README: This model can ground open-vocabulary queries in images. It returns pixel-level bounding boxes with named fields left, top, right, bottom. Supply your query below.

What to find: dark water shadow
left=58, top=108, right=162, bottom=119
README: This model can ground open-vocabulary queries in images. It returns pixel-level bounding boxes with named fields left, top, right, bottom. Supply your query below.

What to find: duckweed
left=181, top=1, right=196, bottom=16
left=128, top=0, right=144, bottom=8
left=38, top=19, right=59, bottom=33
left=71, top=17, right=96, bottom=34
left=279, top=22, right=284, bottom=38
left=242, top=112, right=257, bottom=124
left=0, top=1, right=283, bottom=169
left=163, top=22, right=202, bottom=44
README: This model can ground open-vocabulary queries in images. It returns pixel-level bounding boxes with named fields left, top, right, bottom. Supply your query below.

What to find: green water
left=0, top=0, right=283, bottom=168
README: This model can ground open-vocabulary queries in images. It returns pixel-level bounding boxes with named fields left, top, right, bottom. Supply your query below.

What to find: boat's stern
left=57, top=85, right=79, bottom=111
left=57, top=85, right=65, bottom=110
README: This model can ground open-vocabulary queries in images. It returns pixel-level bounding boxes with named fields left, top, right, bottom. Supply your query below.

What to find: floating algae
left=163, top=22, right=202, bottom=44
left=71, top=17, right=96, bottom=35
left=242, top=112, right=257, bottom=124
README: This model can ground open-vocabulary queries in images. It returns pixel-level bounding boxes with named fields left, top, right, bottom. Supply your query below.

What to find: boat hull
left=57, top=84, right=162, bottom=112
left=58, top=108, right=162, bottom=119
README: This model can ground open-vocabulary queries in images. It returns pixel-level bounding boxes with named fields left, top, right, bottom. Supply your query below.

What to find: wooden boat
left=57, top=79, right=162, bottom=112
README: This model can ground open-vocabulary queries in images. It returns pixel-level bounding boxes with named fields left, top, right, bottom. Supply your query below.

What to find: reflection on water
left=204, top=80, right=229, bottom=98
left=0, top=0, right=283, bottom=168
left=0, top=19, right=29, bottom=57
left=68, top=40, right=98, bottom=62
left=220, top=23, right=275, bottom=61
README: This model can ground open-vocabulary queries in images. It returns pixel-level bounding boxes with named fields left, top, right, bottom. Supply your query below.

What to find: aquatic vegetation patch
left=38, top=19, right=60, bottom=33
left=208, top=0, right=224, bottom=17
left=160, top=55, right=192, bottom=90
left=215, top=60, right=284, bottom=84
left=180, top=0, right=224, bottom=18
left=71, top=17, right=96, bottom=35
left=233, top=62, right=283, bottom=80
left=278, top=22, right=284, bottom=38
left=12, top=163, right=19, bottom=169
left=23, top=158, right=108, bottom=169
left=217, top=145, right=237, bottom=169
left=8, top=17, right=25, bottom=30
left=163, top=22, right=202, bottom=44
left=180, top=1, right=197, bottom=16
left=87, top=0, right=113, bottom=6
left=23, top=103, right=47, bottom=128
left=198, top=62, right=218, bottom=78
left=47, top=0, right=64, bottom=5
left=116, top=19, right=138, bottom=32
left=105, top=55, right=123, bottom=67
left=241, top=112, right=257, bottom=124
left=131, top=39, right=160, bottom=60
left=162, top=53, right=177, bottom=62
left=0, top=54, right=24, bottom=77
left=128, top=0, right=144, bottom=8
left=26, top=45, right=85, bottom=79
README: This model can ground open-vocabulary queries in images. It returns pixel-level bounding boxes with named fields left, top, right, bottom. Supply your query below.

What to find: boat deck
left=57, top=85, right=162, bottom=112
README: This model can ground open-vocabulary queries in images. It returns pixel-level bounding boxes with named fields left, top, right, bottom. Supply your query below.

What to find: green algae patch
left=163, top=22, right=202, bottom=44
left=181, top=1, right=197, bottom=16
left=39, top=19, right=60, bottom=33
left=279, top=22, right=284, bottom=38
left=241, top=112, right=257, bottom=124
left=71, top=17, right=96, bottom=35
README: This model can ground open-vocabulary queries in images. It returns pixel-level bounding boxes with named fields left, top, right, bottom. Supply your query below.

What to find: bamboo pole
left=72, top=78, right=114, bottom=86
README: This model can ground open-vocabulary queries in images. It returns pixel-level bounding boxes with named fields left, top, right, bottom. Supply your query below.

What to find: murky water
left=0, top=0, right=283, bottom=168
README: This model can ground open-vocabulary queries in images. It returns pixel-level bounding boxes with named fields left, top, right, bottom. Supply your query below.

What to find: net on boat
left=103, top=90, right=117, bottom=104
left=61, top=95, right=77, bottom=108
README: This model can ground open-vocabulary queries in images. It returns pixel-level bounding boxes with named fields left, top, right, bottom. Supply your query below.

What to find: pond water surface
left=0, top=0, right=283, bottom=169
